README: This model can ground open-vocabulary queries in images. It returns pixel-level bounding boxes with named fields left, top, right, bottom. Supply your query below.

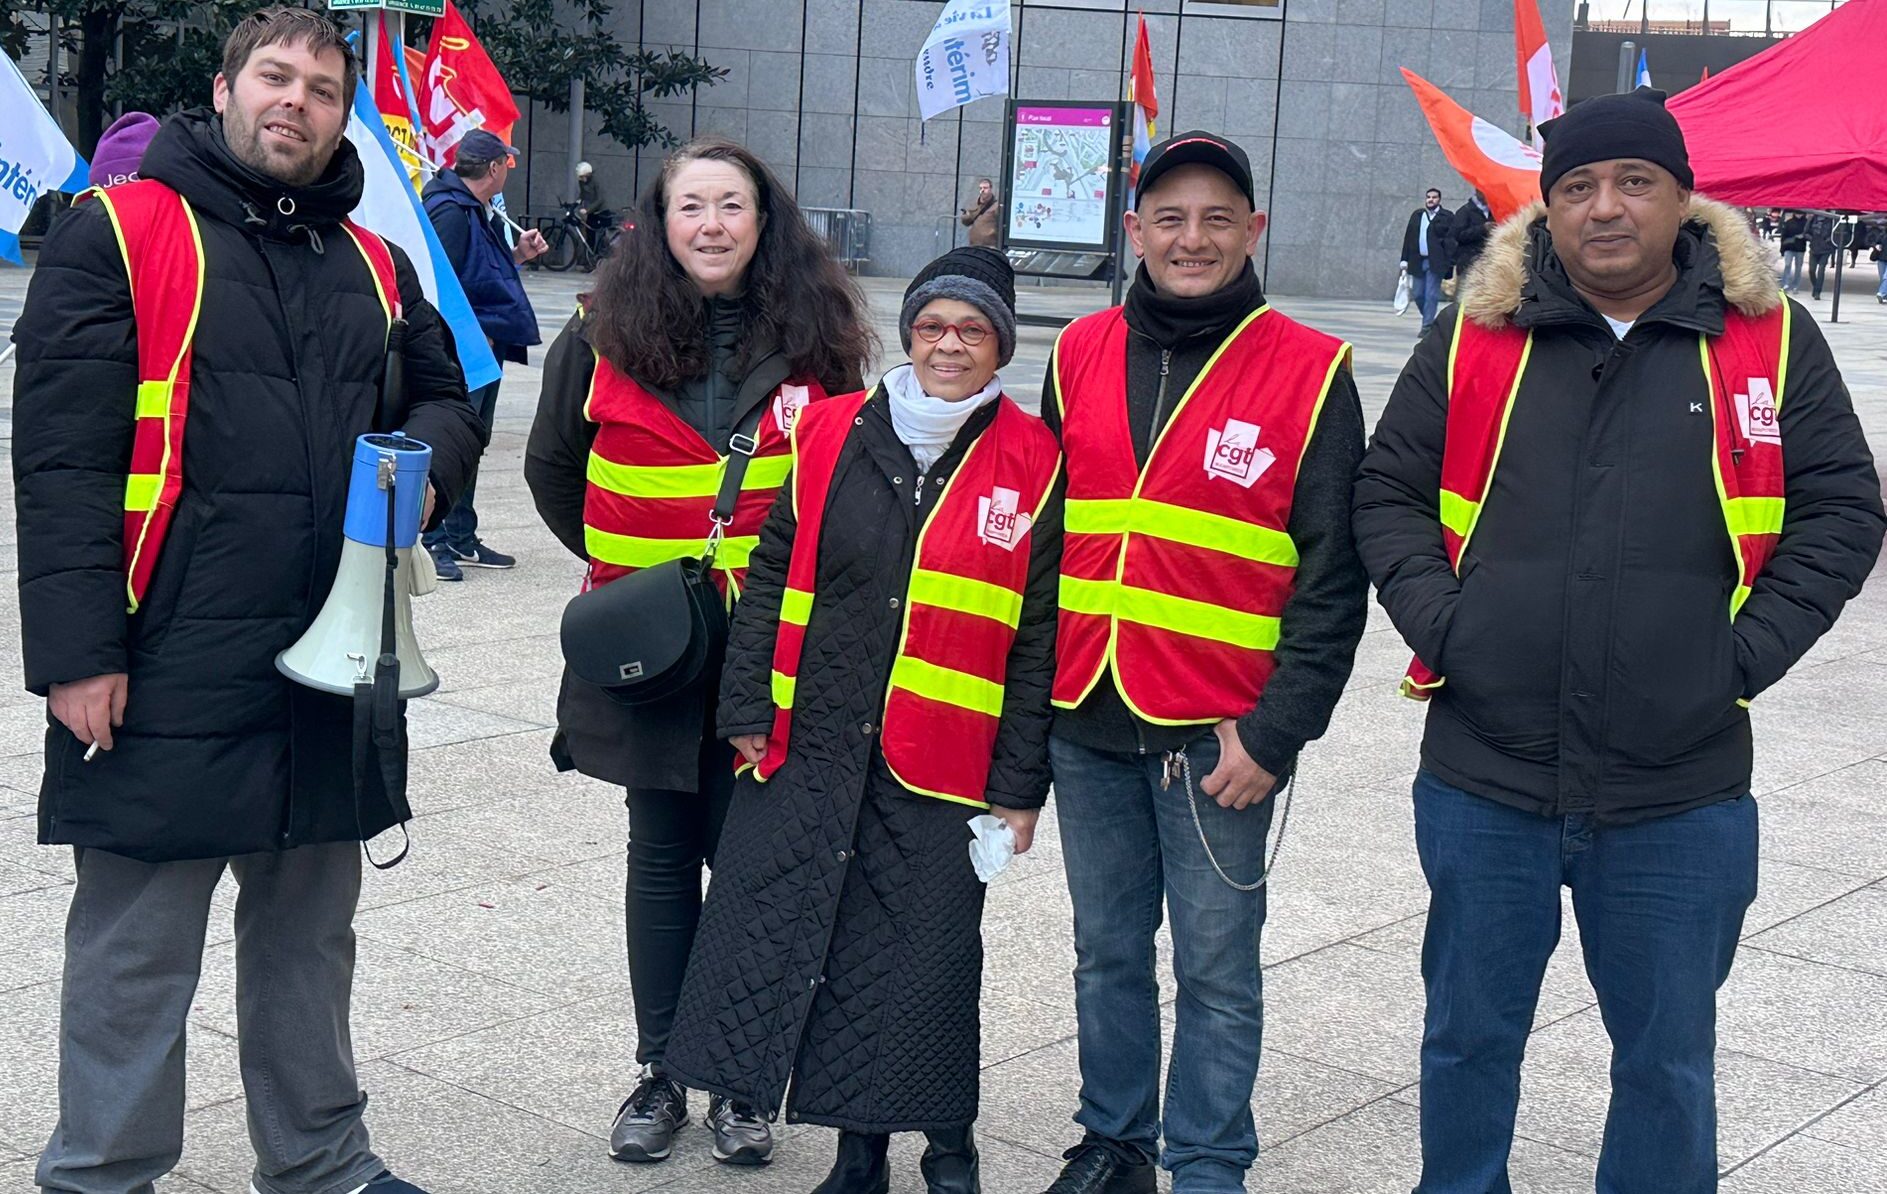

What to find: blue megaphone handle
left=343, top=433, right=433, bottom=548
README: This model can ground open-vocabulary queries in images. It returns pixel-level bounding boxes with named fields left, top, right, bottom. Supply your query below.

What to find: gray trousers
left=37, top=843, right=383, bottom=1194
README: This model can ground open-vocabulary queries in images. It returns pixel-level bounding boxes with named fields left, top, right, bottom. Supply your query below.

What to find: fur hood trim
left=1458, top=195, right=1779, bottom=329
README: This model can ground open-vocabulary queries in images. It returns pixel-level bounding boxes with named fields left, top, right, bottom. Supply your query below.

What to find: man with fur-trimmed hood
left=1354, top=89, right=1883, bottom=1192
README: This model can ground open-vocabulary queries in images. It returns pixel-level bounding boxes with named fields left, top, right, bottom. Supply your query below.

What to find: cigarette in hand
left=83, top=742, right=100, bottom=762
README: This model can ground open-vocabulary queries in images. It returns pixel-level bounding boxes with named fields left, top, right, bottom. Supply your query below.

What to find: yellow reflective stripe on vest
left=889, top=656, right=1006, bottom=718
left=908, top=568, right=1024, bottom=629
left=1059, top=576, right=1282, bottom=652
left=1439, top=489, right=1478, bottom=540
left=124, top=474, right=162, bottom=513
left=584, top=527, right=757, bottom=570
left=586, top=452, right=793, bottom=499
left=780, top=585, right=814, bottom=626
left=771, top=669, right=796, bottom=709
left=135, top=380, right=173, bottom=418
left=1064, top=497, right=1298, bottom=567
left=1725, top=495, right=1785, bottom=538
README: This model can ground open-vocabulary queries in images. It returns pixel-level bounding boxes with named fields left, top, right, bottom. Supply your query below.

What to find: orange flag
left=1402, top=68, right=1542, bottom=221
left=1513, top=0, right=1563, bottom=149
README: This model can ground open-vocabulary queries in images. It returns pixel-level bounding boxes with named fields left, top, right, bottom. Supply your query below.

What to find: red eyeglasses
left=910, top=318, right=992, bottom=347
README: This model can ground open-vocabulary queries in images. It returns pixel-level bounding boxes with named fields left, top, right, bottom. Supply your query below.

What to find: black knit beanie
left=899, top=246, right=1018, bottom=367
left=1538, top=88, right=1694, bottom=200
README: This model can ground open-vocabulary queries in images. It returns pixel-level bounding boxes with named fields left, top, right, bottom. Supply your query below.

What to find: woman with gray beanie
left=662, top=246, right=1064, bottom=1193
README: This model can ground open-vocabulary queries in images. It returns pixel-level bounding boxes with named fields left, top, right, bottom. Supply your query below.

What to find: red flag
left=1402, top=69, right=1542, bottom=222
left=419, top=1, right=521, bottom=164
left=1129, top=13, right=1158, bottom=189
left=1513, top=0, right=1562, bottom=149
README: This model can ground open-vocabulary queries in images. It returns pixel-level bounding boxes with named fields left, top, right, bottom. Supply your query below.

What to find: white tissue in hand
left=968, top=814, right=1016, bottom=883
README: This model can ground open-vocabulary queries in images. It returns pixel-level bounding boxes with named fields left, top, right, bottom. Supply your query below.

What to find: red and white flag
left=1128, top=13, right=1158, bottom=195
left=418, top=1, right=520, bottom=165
left=1513, top=0, right=1563, bottom=150
left=1402, top=69, right=1541, bottom=222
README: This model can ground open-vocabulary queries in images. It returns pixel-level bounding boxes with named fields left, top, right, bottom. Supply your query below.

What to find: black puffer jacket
left=663, top=387, right=1061, bottom=1128
left=11, top=111, right=481, bottom=862
left=1354, top=198, right=1884, bottom=824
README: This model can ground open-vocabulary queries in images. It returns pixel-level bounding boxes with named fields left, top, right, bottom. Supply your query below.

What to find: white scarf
left=882, top=363, right=1001, bottom=474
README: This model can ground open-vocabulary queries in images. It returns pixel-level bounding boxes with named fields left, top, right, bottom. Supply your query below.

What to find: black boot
left=811, top=1131, right=890, bottom=1194
left=920, top=1125, right=981, bottom=1194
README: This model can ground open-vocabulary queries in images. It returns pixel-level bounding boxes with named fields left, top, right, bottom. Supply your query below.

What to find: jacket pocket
left=1609, top=576, right=1743, bottom=766
left=1436, top=554, right=1563, bottom=763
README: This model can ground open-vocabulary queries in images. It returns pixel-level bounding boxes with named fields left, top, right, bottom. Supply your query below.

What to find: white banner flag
left=916, top=0, right=1012, bottom=123
left=0, top=54, right=90, bottom=264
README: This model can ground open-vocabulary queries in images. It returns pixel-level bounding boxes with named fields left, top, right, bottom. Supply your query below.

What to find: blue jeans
left=1413, top=258, right=1446, bottom=330
left=1780, top=250, right=1803, bottom=291
left=1875, top=259, right=1885, bottom=298
left=1051, top=731, right=1277, bottom=1193
left=1412, top=771, right=1758, bottom=1194
left=423, top=377, right=500, bottom=555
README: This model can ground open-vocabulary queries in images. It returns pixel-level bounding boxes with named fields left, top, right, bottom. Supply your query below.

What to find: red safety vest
left=91, top=180, right=401, bottom=613
left=581, top=355, right=825, bottom=597
left=1401, top=303, right=1791, bottom=700
left=755, top=389, right=1062, bottom=807
left=1050, top=305, right=1352, bottom=724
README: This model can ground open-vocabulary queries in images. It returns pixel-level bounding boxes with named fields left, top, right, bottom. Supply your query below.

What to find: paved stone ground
left=2, top=255, right=1885, bottom=1193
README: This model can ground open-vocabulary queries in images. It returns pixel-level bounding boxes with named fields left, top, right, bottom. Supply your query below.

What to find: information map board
left=1002, top=100, right=1124, bottom=255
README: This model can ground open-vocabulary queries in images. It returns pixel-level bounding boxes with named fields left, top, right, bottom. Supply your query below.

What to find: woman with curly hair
left=525, top=137, right=873, bottom=1169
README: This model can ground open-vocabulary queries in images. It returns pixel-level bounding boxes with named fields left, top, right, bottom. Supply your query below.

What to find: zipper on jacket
left=1148, top=349, right=1174, bottom=448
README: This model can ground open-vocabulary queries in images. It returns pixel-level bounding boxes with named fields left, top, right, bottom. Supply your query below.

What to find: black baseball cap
left=1135, top=130, right=1256, bottom=210
left=455, top=129, right=518, bottom=167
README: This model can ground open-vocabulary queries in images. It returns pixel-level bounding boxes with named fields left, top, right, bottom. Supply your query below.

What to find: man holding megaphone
left=9, top=8, right=481, bottom=1194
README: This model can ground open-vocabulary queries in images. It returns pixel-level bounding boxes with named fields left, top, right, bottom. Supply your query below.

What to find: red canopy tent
left=1667, top=0, right=1887, bottom=211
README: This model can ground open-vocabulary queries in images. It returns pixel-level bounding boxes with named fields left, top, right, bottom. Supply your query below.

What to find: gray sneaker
left=707, top=1093, right=775, bottom=1166
left=609, top=1066, right=687, bottom=1162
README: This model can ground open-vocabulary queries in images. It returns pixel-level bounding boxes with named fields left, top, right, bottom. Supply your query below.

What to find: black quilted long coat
left=663, top=388, right=1061, bottom=1131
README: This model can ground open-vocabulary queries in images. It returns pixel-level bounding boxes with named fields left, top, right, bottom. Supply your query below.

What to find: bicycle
left=541, top=201, right=620, bottom=272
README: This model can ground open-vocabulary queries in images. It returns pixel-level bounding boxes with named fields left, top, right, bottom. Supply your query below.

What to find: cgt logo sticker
left=977, top=486, right=1030, bottom=551
left=773, top=384, right=812, bottom=435
left=1736, top=378, right=1780, bottom=447
left=1204, top=418, right=1277, bottom=489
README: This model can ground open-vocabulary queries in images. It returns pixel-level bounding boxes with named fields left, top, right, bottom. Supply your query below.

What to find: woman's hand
left=990, top=805, right=1040, bottom=854
left=730, top=733, right=769, bottom=767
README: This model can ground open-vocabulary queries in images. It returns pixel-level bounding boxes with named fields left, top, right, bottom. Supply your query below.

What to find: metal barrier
left=803, top=208, right=872, bottom=270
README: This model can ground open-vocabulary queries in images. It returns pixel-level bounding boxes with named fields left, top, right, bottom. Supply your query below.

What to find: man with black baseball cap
left=1356, top=88, right=1883, bottom=1192
left=1037, top=130, right=1368, bottom=1194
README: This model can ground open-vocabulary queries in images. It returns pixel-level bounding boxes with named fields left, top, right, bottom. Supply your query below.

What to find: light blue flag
left=1635, top=49, right=1653, bottom=90
left=0, top=53, right=91, bottom=264
left=344, top=86, right=501, bottom=392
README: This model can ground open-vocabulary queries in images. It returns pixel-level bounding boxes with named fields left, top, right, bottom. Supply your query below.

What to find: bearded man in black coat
left=10, top=9, right=479, bottom=1193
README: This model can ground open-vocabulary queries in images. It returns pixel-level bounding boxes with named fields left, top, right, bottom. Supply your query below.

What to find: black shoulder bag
left=558, top=405, right=767, bottom=705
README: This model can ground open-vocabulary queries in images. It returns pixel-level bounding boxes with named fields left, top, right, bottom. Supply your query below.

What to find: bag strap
left=703, top=400, right=771, bottom=564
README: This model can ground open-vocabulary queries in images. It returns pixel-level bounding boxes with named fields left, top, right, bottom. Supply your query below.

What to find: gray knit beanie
left=899, top=246, right=1018, bottom=367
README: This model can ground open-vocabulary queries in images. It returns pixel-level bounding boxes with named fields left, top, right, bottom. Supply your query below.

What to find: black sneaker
left=452, top=540, right=516, bottom=569
left=426, top=541, right=463, bottom=582
left=609, top=1065, right=687, bottom=1162
left=1041, top=1140, right=1157, bottom=1194
left=707, top=1093, right=774, bottom=1165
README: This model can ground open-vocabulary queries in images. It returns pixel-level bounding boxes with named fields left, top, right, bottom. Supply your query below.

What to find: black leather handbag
left=559, top=408, right=765, bottom=705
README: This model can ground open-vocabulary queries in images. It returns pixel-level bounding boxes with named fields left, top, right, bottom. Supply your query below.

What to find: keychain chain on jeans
left=1162, top=747, right=1295, bottom=893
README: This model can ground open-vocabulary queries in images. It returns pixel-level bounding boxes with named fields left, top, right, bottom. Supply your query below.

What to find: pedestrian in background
left=87, top=110, right=160, bottom=188
left=1806, top=209, right=1836, bottom=299
left=1355, top=88, right=1885, bottom=1194
left=524, top=135, right=873, bottom=1169
left=1401, top=186, right=1453, bottom=333
left=960, top=176, right=1000, bottom=247
left=1778, top=209, right=1807, bottom=293
left=666, top=246, right=1061, bottom=1194
left=1449, top=188, right=1495, bottom=282
left=421, top=128, right=546, bottom=580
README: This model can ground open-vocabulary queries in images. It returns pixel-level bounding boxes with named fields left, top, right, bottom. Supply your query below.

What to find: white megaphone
left=277, top=433, right=440, bottom=698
